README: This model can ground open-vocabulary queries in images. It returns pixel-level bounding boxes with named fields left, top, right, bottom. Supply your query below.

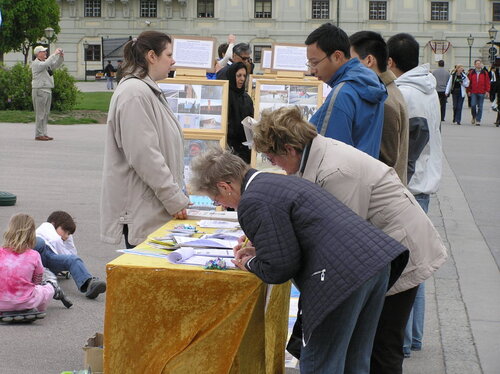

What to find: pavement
left=0, top=86, right=499, bottom=373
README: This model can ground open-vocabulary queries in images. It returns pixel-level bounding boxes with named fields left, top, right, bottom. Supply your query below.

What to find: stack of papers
left=167, top=247, right=236, bottom=268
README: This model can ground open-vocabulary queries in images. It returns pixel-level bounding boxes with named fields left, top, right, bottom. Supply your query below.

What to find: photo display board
left=158, top=78, right=229, bottom=134
left=252, top=79, right=323, bottom=172
left=172, top=36, right=216, bottom=72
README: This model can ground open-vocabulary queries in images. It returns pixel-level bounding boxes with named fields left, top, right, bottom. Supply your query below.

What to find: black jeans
left=437, top=91, right=447, bottom=121
left=370, top=285, right=419, bottom=374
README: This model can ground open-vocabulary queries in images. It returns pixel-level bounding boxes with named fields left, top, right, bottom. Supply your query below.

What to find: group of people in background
left=10, top=22, right=459, bottom=373
left=437, top=58, right=500, bottom=127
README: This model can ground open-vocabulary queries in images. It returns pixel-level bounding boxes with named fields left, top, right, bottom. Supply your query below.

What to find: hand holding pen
left=232, top=236, right=255, bottom=271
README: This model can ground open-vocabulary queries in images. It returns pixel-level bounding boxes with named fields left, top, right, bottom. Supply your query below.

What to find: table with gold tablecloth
left=104, top=220, right=291, bottom=374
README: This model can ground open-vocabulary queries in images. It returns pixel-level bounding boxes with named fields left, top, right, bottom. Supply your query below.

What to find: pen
left=242, top=237, right=249, bottom=248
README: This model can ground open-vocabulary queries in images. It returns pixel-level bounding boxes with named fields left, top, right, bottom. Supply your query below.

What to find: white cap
left=34, top=46, right=48, bottom=55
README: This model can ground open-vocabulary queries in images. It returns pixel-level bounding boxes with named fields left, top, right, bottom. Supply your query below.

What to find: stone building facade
left=4, top=0, right=500, bottom=78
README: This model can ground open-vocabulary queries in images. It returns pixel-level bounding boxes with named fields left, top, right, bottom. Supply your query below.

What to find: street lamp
left=488, top=24, right=498, bottom=65
left=44, top=27, right=54, bottom=54
left=83, top=40, right=89, bottom=82
left=467, top=34, right=474, bottom=69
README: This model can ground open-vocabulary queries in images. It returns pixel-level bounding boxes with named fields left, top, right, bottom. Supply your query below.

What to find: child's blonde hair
left=3, top=213, right=36, bottom=253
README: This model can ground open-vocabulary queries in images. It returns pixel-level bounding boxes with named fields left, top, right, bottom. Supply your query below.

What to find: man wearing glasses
left=305, top=23, right=387, bottom=158
left=216, top=43, right=252, bottom=80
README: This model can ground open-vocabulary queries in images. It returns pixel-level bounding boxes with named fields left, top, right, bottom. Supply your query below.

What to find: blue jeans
left=404, top=283, right=425, bottom=354
left=106, top=76, right=114, bottom=90
left=452, top=91, right=465, bottom=124
left=403, top=194, right=430, bottom=355
left=34, top=237, right=92, bottom=292
left=470, top=93, right=485, bottom=122
left=300, top=265, right=390, bottom=374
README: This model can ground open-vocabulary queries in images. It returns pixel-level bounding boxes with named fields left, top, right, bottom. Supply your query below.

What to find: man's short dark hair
left=305, top=23, right=350, bottom=58
left=438, top=60, right=444, bottom=67
left=349, top=31, right=388, bottom=72
left=233, top=43, right=251, bottom=56
left=387, top=33, right=420, bottom=73
left=47, top=211, right=76, bottom=234
left=218, top=43, right=228, bottom=59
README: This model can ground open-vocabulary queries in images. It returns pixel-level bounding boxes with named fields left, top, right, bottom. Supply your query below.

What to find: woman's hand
left=232, top=246, right=256, bottom=271
left=173, top=209, right=188, bottom=220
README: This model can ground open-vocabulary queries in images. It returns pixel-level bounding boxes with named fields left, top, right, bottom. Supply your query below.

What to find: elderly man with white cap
left=31, top=45, right=64, bottom=141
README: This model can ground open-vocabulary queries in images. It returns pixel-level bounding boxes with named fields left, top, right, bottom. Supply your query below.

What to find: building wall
left=4, top=0, right=497, bottom=78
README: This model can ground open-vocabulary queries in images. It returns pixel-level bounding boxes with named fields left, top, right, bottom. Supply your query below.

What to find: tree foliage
left=0, top=0, right=60, bottom=64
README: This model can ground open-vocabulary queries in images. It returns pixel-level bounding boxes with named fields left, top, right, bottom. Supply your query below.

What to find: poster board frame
left=271, top=43, right=309, bottom=73
left=260, top=48, right=274, bottom=70
left=157, top=78, right=229, bottom=136
left=251, top=78, right=324, bottom=171
left=171, top=35, right=217, bottom=72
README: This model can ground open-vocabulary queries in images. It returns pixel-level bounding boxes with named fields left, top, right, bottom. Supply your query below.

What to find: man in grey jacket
left=31, top=45, right=64, bottom=141
left=432, top=60, right=450, bottom=122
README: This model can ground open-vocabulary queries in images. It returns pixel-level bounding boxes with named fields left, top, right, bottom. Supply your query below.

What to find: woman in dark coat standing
left=226, top=62, right=254, bottom=163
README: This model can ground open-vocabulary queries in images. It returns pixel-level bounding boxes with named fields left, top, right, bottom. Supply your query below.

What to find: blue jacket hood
left=327, top=58, right=387, bottom=104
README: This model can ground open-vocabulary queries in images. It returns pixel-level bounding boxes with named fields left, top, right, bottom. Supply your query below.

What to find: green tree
left=0, top=0, right=60, bottom=64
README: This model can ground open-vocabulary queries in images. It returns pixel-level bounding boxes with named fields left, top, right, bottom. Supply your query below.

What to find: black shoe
left=0, top=309, right=46, bottom=323
left=85, top=277, right=107, bottom=299
left=47, top=279, right=73, bottom=308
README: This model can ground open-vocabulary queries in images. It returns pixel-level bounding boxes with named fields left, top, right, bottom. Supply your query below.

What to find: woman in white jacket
left=101, top=31, right=189, bottom=248
left=445, top=64, right=470, bottom=125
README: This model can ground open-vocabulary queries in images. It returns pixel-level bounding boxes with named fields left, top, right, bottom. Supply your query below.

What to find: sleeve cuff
left=245, top=256, right=256, bottom=271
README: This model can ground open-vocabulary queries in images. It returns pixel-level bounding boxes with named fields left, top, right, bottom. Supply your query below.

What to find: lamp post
left=467, top=34, right=474, bottom=69
left=83, top=41, right=89, bottom=82
left=44, top=27, right=54, bottom=54
left=488, top=24, right=498, bottom=65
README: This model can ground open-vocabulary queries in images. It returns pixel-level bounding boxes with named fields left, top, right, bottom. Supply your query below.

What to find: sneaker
left=457, top=122, right=461, bottom=125
left=476, top=122, right=481, bottom=126
left=0, top=309, right=46, bottom=323
left=472, top=118, right=476, bottom=125
left=47, top=279, right=73, bottom=308
left=85, top=277, right=107, bottom=299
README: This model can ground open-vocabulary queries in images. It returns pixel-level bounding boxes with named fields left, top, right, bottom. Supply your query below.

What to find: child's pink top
left=0, top=247, right=44, bottom=304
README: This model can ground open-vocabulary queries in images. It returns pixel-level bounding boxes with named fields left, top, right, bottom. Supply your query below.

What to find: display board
left=158, top=78, right=229, bottom=135
left=271, top=43, right=308, bottom=72
left=172, top=36, right=216, bottom=72
left=261, top=48, right=273, bottom=70
left=252, top=79, right=323, bottom=172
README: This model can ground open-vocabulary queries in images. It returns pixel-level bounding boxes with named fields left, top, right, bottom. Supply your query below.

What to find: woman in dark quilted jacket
left=189, top=147, right=409, bottom=374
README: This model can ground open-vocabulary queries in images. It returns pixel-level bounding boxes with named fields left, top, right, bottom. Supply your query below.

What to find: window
left=369, top=1, right=386, bottom=20
left=140, top=0, right=157, bottom=18
left=493, top=3, right=500, bottom=22
left=85, top=45, right=101, bottom=61
left=255, top=0, right=272, bottom=18
left=431, top=2, right=448, bottom=21
left=312, top=0, right=329, bottom=19
left=253, top=45, right=271, bottom=63
left=198, top=0, right=214, bottom=18
left=84, top=0, right=101, bottom=17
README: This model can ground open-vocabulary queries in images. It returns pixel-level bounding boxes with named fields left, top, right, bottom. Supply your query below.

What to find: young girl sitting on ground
left=0, top=213, right=71, bottom=323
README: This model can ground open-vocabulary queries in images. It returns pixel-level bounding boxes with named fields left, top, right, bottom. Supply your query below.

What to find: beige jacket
left=379, top=70, right=409, bottom=185
left=101, top=75, right=189, bottom=245
left=300, top=135, right=447, bottom=295
left=31, top=53, right=64, bottom=89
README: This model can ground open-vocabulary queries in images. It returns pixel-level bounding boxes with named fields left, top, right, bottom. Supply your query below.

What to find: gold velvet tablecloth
left=104, top=220, right=291, bottom=374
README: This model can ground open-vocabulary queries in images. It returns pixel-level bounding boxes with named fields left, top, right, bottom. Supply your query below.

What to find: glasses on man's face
left=306, top=54, right=329, bottom=68
left=235, top=53, right=250, bottom=62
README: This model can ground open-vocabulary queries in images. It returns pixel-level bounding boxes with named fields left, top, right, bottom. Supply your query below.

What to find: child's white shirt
left=36, top=222, right=78, bottom=256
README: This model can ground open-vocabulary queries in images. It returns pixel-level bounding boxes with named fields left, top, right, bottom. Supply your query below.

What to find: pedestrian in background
left=101, top=31, right=189, bottom=249
left=103, top=60, right=116, bottom=90
left=31, top=46, right=64, bottom=141
left=467, top=59, right=490, bottom=126
left=432, top=60, right=450, bottom=122
left=445, top=65, right=470, bottom=125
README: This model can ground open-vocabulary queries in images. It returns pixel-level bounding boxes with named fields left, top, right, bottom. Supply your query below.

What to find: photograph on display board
left=183, top=137, right=224, bottom=190
left=253, top=79, right=323, bottom=172
left=158, top=80, right=228, bottom=132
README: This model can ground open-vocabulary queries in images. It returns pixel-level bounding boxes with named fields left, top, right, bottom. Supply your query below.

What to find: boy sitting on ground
left=35, top=211, right=106, bottom=299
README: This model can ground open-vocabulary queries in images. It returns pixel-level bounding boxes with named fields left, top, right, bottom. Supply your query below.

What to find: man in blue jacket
left=305, top=23, right=387, bottom=158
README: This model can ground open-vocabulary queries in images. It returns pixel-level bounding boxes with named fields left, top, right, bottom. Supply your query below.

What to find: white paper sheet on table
left=197, top=220, right=240, bottom=229
left=167, top=247, right=236, bottom=268
left=174, top=236, right=238, bottom=249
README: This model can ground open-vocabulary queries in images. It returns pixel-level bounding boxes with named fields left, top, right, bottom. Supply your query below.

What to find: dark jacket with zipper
left=238, top=169, right=409, bottom=343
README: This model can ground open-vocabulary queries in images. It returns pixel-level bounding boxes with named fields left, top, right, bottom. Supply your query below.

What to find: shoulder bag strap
left=318, top=82, right=346, bottom=136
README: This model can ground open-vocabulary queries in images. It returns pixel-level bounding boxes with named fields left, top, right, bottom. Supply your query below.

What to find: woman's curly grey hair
left=190, top=147, right=250, bottom=196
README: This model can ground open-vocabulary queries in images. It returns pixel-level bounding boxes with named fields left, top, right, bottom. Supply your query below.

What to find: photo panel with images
left=183, top=139, right=223, bottom=186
